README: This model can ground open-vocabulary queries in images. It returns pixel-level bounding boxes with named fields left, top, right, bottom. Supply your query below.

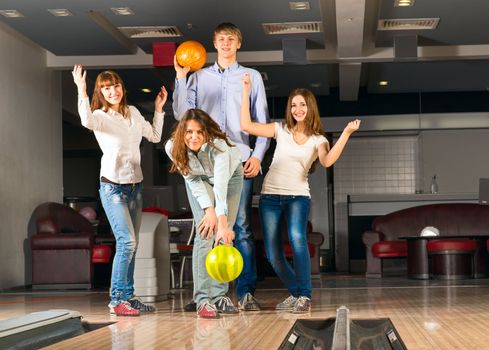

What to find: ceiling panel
left=376, top=0, right=489, bottom=47
left=0, top=0, right=326, bottom=54
left=2, top=0, right=489, bottom=108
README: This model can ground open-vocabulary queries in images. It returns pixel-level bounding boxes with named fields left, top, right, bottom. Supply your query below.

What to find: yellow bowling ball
left=205, top=245, right=243, bottom=283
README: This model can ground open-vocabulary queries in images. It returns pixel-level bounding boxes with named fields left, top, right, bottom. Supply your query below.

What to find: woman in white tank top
left=240, top=73, right=360, bottom=313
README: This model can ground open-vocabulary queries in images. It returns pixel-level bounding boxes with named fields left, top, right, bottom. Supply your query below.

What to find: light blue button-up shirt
left=172, top=61, right=270, bottom=162
left=165, top=138, right=242, bottom=217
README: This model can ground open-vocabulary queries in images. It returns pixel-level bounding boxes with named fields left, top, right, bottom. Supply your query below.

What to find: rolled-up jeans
left=259, top=194, right=312, bottom=299
left=185, top=166, right=243, bottom=307
left=99, top=182, right=143, bottom=306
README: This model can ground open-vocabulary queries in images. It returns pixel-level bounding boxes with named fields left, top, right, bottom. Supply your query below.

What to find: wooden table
left=400, top=235, right=489, bottom=280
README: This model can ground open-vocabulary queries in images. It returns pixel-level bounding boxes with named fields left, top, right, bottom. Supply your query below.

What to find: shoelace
left=295, top=296, right=309, bottom=307
left=198, top=302, right=217, bottom=312
left=282, top=296, right=296, bottom=305
left=245, top=293, right=256, bottom=303
left=130, top=299, right=155, bottom=311
left=217, top=296, right=233, bottom=308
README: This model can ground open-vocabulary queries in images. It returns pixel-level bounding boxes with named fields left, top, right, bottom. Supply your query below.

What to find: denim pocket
left=101, top=183, right=124, bottom=203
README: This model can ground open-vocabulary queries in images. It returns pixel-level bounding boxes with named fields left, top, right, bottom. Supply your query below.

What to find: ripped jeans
left=99, top=182, right=143, bottom=305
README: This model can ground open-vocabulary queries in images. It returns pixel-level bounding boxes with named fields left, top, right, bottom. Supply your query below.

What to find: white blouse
left=77, top=96, right=164, bottom=184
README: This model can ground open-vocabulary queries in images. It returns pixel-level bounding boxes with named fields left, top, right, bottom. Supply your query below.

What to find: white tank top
left=261, top=123, right=328, bottom=197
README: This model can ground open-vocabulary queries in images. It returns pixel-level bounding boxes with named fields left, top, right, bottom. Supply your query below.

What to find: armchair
left=30, top=202, right=96, bottom=289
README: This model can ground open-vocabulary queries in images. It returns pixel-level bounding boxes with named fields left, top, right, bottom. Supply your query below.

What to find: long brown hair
left=285, top=89, right=324, bottom=136
left=170, top=109, right=233, bottom=176
left=90, top=70, right=129, bottom=117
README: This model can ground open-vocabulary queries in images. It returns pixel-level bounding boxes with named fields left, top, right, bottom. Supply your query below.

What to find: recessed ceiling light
left=289, top=2, right=310, bottom=10
left=48, top=9, right=73, bottom=17
left=110, top=7, right=134, bottom=16
left=394, top=0, right=415, bottom=7
left=0, top=10, right=24, bottom=18
left=141, top=88, right=152, bottom=93
left=379, top=81, right=389, bottom=86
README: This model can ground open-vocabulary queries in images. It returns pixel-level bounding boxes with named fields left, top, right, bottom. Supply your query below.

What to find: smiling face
left=285, top=88, right=323, bottom=136
left=213, top=31, right=241, bottom=60
left=100, top=83, right=124, bottom=110
left=184, top=120, right=206, bottom=152
left=290, top=94, right=308, bottom=123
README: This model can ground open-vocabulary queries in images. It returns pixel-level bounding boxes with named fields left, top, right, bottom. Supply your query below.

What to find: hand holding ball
left=176, top=41, right=207, bottom=72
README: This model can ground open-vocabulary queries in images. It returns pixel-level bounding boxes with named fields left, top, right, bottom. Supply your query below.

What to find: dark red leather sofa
left=30, top=202, right=96, bottom=289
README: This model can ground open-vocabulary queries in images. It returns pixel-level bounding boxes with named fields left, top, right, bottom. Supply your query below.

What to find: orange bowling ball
left=176, top=40, right=207, bottom=72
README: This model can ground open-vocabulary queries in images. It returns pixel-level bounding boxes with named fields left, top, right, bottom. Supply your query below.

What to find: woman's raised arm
left=240, top=73, right=275, bottom=138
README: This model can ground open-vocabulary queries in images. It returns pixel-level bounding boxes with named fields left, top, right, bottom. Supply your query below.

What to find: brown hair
left=90, top=70, right=129, bottom=117
left=169, top=109, right=233, bottom=176
left=213, top=22, right=242, bottom=44
left=284, top=88, right=324, bottom=136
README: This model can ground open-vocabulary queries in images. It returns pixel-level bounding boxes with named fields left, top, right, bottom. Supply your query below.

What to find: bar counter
left=348, top=193, right=478, bottom=216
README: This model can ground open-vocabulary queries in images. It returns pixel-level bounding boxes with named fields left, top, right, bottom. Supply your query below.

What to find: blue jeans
left=185, top=166, right=243, bottom=307
left=233, top=177, right=256, bottom=300
left=259, top=194, right=312, bottom=299
left=99, top=182, right=143, bottom=305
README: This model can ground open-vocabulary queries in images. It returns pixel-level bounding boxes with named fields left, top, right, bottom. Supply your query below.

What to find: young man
left=173, top=22, right=270, bottom=314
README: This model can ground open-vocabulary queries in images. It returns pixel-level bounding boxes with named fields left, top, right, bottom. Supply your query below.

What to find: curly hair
left=169, top=109, right=233, bottom=176
left=90, top=70, right=129, bottom=117
left=284, top=88, right=324, bottom=136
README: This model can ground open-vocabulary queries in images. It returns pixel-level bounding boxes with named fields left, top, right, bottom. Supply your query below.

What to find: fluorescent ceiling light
left=289, top=2, right=310, bottom=10
left=379, top=81, right=389, bottom=86
left=141, top=88, right=152, bottom=93
left=395, top=0, right=415, bottom=6
left=110, top=7, right=134, bottom=16
left=48, top=9, right=73, bottom=17
left=0, top=10, right=24, bottom=18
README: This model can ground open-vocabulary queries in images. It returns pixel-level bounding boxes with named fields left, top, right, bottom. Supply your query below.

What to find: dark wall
left=267, top=89, right=489, bottom=119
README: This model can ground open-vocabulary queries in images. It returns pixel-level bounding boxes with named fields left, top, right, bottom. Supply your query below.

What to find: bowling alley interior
left=3, top=1, right=489, bottom=349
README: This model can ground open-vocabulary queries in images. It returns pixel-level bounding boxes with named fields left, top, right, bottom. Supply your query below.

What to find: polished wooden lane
left=2, top=277, right=489, bottom=349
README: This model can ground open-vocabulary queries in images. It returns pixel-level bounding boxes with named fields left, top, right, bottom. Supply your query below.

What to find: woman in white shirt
left=241, top=73, right=360, bottom=313
left=72, top=65, right=167, bottom=316
left=165, top=109, right=243, bottom=319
